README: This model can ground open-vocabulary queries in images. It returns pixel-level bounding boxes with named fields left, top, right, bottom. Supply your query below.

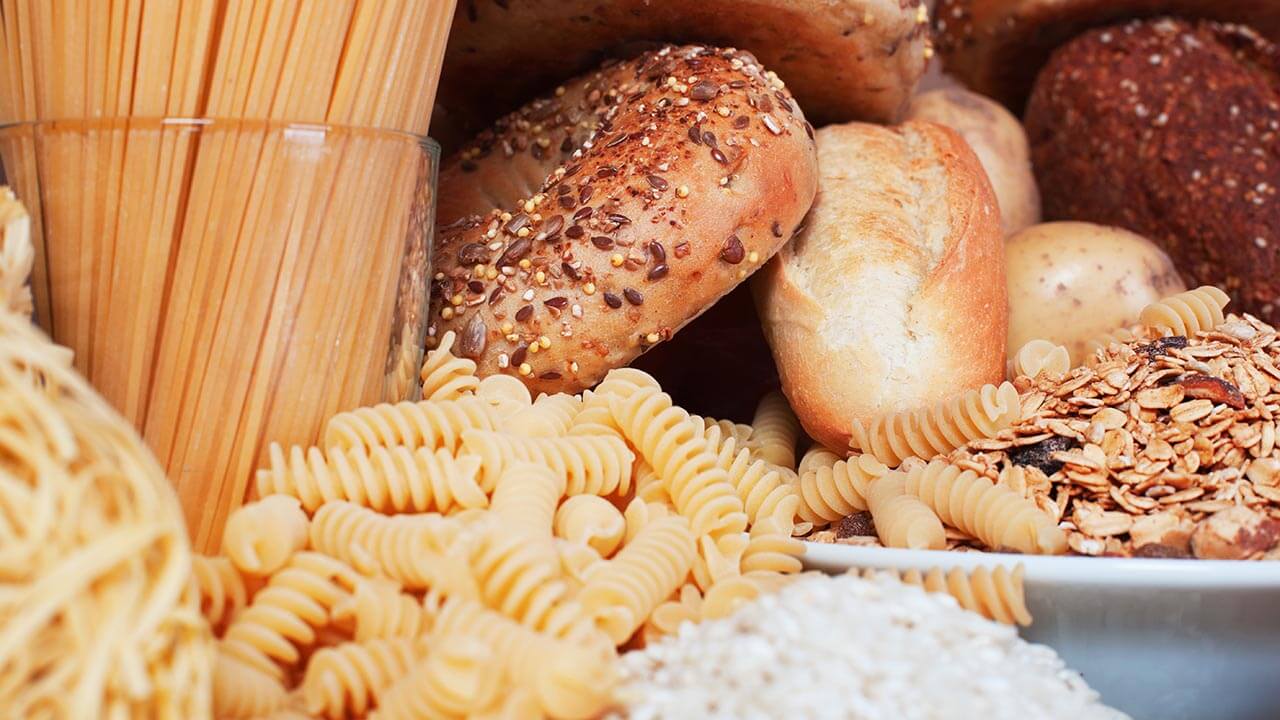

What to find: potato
left=906, top=88, right=1041, bottom=234
left=1006, top=222, right=1185, bottom=364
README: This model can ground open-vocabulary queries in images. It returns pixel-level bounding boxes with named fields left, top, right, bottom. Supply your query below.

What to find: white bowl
left=803, top=543, right=1280, bottom=720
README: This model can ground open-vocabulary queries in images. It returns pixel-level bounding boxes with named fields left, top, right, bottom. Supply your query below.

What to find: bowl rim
left=803, top=542, right=1280, bottom=589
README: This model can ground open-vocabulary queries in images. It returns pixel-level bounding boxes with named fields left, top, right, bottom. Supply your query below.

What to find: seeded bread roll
left=438, top=0, right=931, bottom=151
left=753, top=120, right=1006, bottom=450
left=932, top=0, right=1280, bottom=110
left=429, top=46, right=819, bottom=396
left=1025, top=18, right=1280, bottom=322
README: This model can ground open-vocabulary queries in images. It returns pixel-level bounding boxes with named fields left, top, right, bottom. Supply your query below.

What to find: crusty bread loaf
left=906, top=88, right=1041, bottom=235
left=429, top=46, right=819, bottom=396
left=437, top=0, right=931, bottom=151
left=753, top=120, right=1006, bottom=450
left=1025, top=18, right=1280, bottom=323
left=933, top=0, right=1280, bottom=110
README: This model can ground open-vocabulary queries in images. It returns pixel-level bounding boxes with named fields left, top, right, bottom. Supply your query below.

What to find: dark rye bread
left=1025, top=18, right=1280, bottom=322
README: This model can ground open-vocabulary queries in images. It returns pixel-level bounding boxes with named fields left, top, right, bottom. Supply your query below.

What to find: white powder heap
left=614, top=573, right=1129, bottom=720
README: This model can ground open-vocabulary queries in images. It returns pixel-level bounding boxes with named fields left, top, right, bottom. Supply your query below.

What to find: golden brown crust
left=933, top=0, right=1280, bottom=110
left=429, top=46, right=820, bottom=396
left=438, top=0, right=931, bottom=150
left=753, top=120, right=1006, bottom=449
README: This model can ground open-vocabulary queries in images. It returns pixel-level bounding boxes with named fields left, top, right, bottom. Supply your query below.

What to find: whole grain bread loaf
left=1025, top=18, right=1280, bottom=323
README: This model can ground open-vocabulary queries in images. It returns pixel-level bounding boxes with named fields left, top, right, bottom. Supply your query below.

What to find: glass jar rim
left=0, top=116, right=440, bottom=155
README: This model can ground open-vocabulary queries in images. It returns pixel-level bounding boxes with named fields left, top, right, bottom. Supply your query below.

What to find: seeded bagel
left=428, top=45, right=820, bottom=396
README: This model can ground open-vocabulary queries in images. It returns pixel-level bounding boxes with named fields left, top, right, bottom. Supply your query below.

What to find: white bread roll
left=753, top=120, right=1007, bottom=450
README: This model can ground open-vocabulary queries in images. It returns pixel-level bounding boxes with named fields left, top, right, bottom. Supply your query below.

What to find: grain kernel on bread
left=753, top=120, right=1006, bottom=450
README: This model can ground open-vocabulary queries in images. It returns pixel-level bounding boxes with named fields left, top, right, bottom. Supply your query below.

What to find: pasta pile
left=195, top=333, right=806, bottom=718
left=1084, top=285, right=1230, bottom=363
left=0, top=307, right=212, bottom=716
left=852, top=565, right=1032, bottom=626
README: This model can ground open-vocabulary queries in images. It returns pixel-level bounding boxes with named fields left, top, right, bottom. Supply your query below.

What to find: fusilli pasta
left=489, top=462, right=566, bottom=539
left=192, top=554, right=249, bottom=632
left=1139, top=285, right=1230, bottom=337
left=609, top=387, right=748, bottom=538
left=866, top=471, right=946, bottom=550
left=850, top=382, right=1022, bottom=467
left=418, top=331, right=479, bottom=402
left=475, top=374, right=533, bottom=414
left=901, top=460, right=1068, bottom=555
left=622, top=498, right=672, bottom=545
left=462, top=429, right=633, bottom=497
left=797, top=445, right=841, bottom=476
left=644, top=583, right=703, bottom=641
left=333, top=579, right=434, bottom=642
left=633, top=460, right=670, bottom=505
left=308, top=501, right=465, bottom=590
left=701, top=570, right=796, bottom=621
left=468, top=526, right=589, bottom=639
left=213, top=648, right=290, bottom=719
left=373, top=636, right=502, bottom=720
left=714, top=442, right=800, bottom=528
left=499, top=392, right=581, bottom=437
left=580, top=515, right=697, bottom=644
left=222, top=495, right=309, bottom=576
left=1009, top=339, right=1071, bottom=380
left=797, top=453, right=889, bottom=525
left=691, top=532, right=749, bottom=592
left=255, top=443, right=487, bottom=513
left=322, top=396, right=498, bottom=452
left=854, top=565, right=1032, bottom=625
left=695, top=415, right=756, bottom=449
left=750, top=391, right=801, bottom=469
left=554, top=495, right=626, bottom=557
left=740, top=517, right=805, bottom=574
left=569, top=367, right=661, bottom=438
left=303, top=637, right=422, bottom=719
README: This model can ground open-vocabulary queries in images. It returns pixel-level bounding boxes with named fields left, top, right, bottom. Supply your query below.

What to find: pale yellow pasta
left=222, top=495, right=310, bottom=576
left=418, top=331, right=479, bottom=402
left=468, top=526, right=590, bottom=639
left=633, top=459, right=670, bottom=505
left=428, top=601, right=617, bottom=720
left=797, top=453, right=889, bottom=525
left=475, top=374, right=534, bottom=415
left=499, top=392, right=582, bottom=437
left=555, top=538, right=606, bottom=590
left=609, top=385, right=747, bottom=538
left=713, top=442, right=800, bottom=528
left=221, top=552, right=359, bottom=681
left=214, top=648, right=290, bottom=719
left=322, top=396, right=499, bottom=452
left=850, top=382, right=1022, bottom=467
left=303, top=637, right=422, bottom=719
left=866, top=471, right=947, bottom=551
left=490, top=462, right=566, bottom=539
left=1083, top=326, right=1139, bottom=363
left=192, top=554, right=249, bottom=632
left=333, top=579, right=434, bottom=642
left=622, top=498, right=673, bottom=545
left=902, top=459, right=1068, bottom=555
left=1139, top=285, right=1230, bottom=337
left=1009, top=339, right=1071, bottom=380
left=797, top=444, right=842, bottom=476
left=0, top=188, right=33, bottom=317
left=691, top=532, right=750, bottom=592
left=462, top=429, right=634, bottom=496
left=374, top=636, right=503, bottom=720
left=555, top=495, right=626, bottom=557
left=701, top=570, right=796, bottom=621
left=255, top=443, right=487, bottom=513
left=309, top=501, right=466, bottom=591
left=580, top=515, right=697, bottom=644
left=644, top=583, right=704, bottom=641
left=750, top=390, right=801, bottom=469
left=568, top=367, right=661, bottom=437
left=740, top=516, right=805, bottom=574
left=694, top=415, right=756, bottom=449
left=855, top=565, right=1032, bottom=626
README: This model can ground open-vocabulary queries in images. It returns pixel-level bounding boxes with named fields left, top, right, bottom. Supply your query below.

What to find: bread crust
left=1025, top=18, right=1280, bottom=323
left=753, top=120, right=1006, bottom=450
left=438, top=0, right=931, bottom=150
left=429, top=46, right=819, bottom=396
left=933, top=0, right=1280, bottom=110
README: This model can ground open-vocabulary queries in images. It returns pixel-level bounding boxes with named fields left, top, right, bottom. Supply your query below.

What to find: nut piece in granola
left=1190, top=507, right=1280, bottom=560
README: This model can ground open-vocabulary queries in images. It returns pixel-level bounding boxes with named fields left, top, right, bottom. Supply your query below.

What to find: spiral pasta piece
left=461, top=429, right=633, bottom=497
left=855, top=565, right=1032, bottom=626
left=694, top=415, right=756, bottom=449
left=902, top=459, right=1068, bottom=555
left=797, top=445, right=842, bottom=476
left=866, top=471, right=947, bottom=550
left=580, top=515, right=697, bottom=644
left=469, top=527, right=591, bottom=639
left=429, top=601, right=618, bottom=720
left=499, top=392, right=582, bottom=437
left=644, top=583, right=704, bottom=641
left=609, top=388, right=747, bottom=538
left=323, top=395, right=498, bottom=452
left=569, top=367, right=662, bottom=438
left=374, top=636, right=503, bottom=720
left=255, top=443, right=487, bottom=513
left=622, top=498, right=672, bottom=545
left=213, top=648, right=290, bottom=719
left=309, top=501, right=466, bottom=590
left=1009, top=339, right=1071, bottom=380
left=222, top=495, right=310, bottom=576
left=751, top=391, right=801, bottom=469
left=1139, top=285, right=1230, bottom=337
left=691, top=532, right=750, bottom=592
left=740, top=517, right=805, bottom=574
left=489, top=462, right=566, bottom=539
left=633, top=460, right=670, bottom=505
left=850, top=382, right=1022, bottom=467
left=554, top=495, right=626, bottom=557
left=419, top=331, right=480, bottom=402
left=715, top=443, right=800, bottom=528
left=701, top=570, right=795, bottom=621
left=475, top=374, right=533, bottom=415
left=221, top=552, right=358, bottom=680
left=797, top=453, right=889, bottom=525
left=192, top=555, right=249, bottom=632
left=303, top=637, right=422, bottom=719
left=556, top=538, right=606, bottom=590
left=333, top=579, right=435, bottom=642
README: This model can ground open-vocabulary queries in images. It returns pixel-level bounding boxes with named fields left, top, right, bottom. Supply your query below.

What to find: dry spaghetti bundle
left=0, top=304, right=211, bottom=716
left=0, top=0, right=456, bottom=550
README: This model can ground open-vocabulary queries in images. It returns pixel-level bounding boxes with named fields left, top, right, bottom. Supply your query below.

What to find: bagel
left=428, top=45, right=820, bottom=396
